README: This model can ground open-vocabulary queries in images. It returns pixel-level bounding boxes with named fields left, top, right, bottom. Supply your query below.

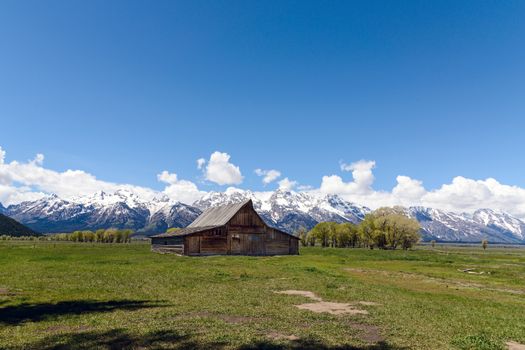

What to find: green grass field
left=0, top=242, right=524, bottom=350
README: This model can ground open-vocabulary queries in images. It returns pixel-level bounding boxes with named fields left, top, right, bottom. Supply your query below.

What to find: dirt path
left=507, top=341, right=525, bottom=350
left=275, top=290, right=383, bottom=344
left=274, top=290, right=379, bottom=315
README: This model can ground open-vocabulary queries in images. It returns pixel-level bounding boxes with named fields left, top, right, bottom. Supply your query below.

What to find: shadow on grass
left=0, top=300, right=163, bottom=325
left=239, top=339, right=407, bottom=350
left=19, top=329, right=406, bottom=350
left=20, top=329, right=226, bottom=350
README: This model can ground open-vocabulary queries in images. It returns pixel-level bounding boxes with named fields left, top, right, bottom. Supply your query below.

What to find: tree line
left=48, top=229, right=133, bottom=243
left=297, top=206, right=421, bottom=250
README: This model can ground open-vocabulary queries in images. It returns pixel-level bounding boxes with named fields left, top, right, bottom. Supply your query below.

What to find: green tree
left=103, top=229, right=115, bottom=243
left=334, top=223, right=353, bottom=247
left=358, top=215, right=376, bottom=249
left=397, top=216, right=420, bottom=250
left=306, top=230, right=316, bottom=246
left=347, top=223, right=360, bottom=247
left=95, top=229, right=105, bottom=243
left=70, top=231, right=82, bottom=242
left=295, top=226, right=308, bottom=247
left=309, top=222, right=335, bottom=247
left=358, top=209, right=420, bottom=250
left=122, top=229, right=132, bottom=243
left=83, top=231, right=95, bottom=242
left=115, top=230, right=124, bottom=243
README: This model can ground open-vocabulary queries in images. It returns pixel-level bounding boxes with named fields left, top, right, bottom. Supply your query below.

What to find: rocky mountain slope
left=2, top=191, right=200, bottom=234
left=408, top=207, right=525, bottom=243
left=193, top=188, right=370, bottom=233
left=1, top=188, right=525, bottom=243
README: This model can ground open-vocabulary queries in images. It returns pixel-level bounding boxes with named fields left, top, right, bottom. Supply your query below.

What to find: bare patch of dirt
left=350, top=323, right=384, bottom=343
left=507, top=341, right=525, bottom=350
left=274, top=290, right=322, bottom=301
left=296, top=301, right=368, bottom=315
left=275, top=290, right=379, bottom=316
left=267, top=332, right=300, bottom=341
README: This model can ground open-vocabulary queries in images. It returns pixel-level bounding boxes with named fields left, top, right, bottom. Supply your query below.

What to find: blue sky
left=1, top=1, right=525, bottom=214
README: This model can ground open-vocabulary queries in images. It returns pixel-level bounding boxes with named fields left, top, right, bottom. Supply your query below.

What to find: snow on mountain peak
left=3, top=187, right=525, bottom=242
left=472, top=208, right=524, bottom=238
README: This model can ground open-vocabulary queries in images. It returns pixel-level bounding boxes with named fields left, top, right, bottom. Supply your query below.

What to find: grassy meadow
left=0, top=241, right=524, bottom=349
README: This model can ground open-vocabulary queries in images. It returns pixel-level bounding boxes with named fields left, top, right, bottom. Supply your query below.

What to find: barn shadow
left=18, top=329, right=406, bottom=350
left=0, top=300, right=163, bottom=325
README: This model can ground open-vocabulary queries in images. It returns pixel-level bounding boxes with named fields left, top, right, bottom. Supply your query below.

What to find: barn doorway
left=246, top=234, right=264, bottom=255
left=230, top=234, right=241, bottom=255
left=188, top=236, right=200, bottom=255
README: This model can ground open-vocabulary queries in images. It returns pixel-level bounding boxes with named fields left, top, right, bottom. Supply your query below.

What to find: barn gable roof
left=151, top=225, right=220, bottom=238
left=188, top=199, right=252, bottom=228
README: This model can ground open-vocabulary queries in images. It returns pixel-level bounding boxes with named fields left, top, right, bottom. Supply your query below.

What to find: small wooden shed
left=151, top=199, right=299, bottom=256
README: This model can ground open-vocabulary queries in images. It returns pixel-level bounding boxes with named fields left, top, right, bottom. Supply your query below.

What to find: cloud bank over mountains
left=319, top=160, right=525, bottom=219
left=1, top=146, right=524, bottom=219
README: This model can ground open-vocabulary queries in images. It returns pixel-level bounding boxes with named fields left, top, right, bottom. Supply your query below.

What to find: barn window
left=164, top=241, right=168, bottom=245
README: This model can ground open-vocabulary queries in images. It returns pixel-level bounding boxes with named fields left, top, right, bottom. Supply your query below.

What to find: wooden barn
left=150, top=199, right=299, bottom=256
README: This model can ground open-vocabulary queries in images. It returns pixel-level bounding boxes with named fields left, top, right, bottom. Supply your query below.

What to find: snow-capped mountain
left=194, top=188, right=370, bottom=233
left=2, top=188, right=525, bottom=242
left=471, top=209, right=525, bottom=241
left=3, top=191, right=200, bottom=234
left=408, top=207, right=525, bottom=243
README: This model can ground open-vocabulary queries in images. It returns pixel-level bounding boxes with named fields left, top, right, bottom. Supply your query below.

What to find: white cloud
left=196, top=158, right=206, bottom=170
left=318, top=159, right=525, bottom=219
left=0, top=150, right=137, bottom=201
left=255, top=168, right=281, bottom=185
left=202, top=151, right=243, bottom=185
left=319, top=160, right=377, bottom=198
left=0, top=146, right=204, bottom=206
left=0, top=184, right=47, bottom=206
left=0, top=147, right=5, bottom=164
left=157, top=171, right=205, bottom=204
left=338, top=160, right=376, bottom=194
left=278, top=177, right=297, bottom=191
left=392, top=176, right=426, bottom=206
left=421, top=177, right=525, bottom=217
left=3, top=145, right=525, bottom=220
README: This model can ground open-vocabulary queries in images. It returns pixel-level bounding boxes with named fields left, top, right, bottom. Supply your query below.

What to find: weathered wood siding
left=289, top=235, right=299, bottom=255
left=151, top=236, right=184, bottom=254
left=265, top=229, right=296, bottom=255
left=228, top=205, right=266, bottom=229
left=184, top=227, right=229, bottom=256
left=152, top=201, right=299, bottom=256
left=200, top=235, right=228, bottom=255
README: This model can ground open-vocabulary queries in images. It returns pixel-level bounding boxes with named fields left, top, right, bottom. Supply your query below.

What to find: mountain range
left=1, top=188, right=524, bottom=243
